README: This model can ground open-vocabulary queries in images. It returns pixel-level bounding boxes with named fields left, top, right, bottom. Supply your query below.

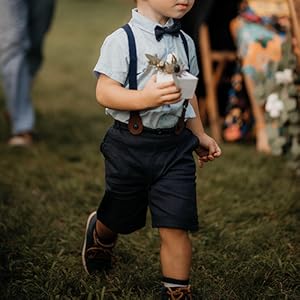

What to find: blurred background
left=0, top=0, right=299, bottom=299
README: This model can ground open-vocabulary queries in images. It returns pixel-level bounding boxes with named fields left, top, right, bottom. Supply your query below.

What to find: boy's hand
left=141, top=75, right=182, bottom=108
left=195, top=133, right=222, bottom=168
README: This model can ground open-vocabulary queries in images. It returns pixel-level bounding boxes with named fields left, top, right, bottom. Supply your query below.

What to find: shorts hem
left=152, top=222, right=199, bottom=233
left=97, top=213, right=145, bottom=235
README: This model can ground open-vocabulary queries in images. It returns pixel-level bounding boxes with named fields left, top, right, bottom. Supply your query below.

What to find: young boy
left=82, top=0, right=221, bottom=299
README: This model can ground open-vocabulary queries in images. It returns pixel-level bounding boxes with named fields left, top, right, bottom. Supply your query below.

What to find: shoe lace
left=86, top=230, right=115, bottom=261
left=166, top=286, right=192, bottom=300
left=86, top=245, right=113, bottom=259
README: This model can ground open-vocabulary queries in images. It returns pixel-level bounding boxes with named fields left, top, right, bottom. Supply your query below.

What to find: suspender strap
left=122, top=24, right=143, bottom=135
left=122, top=24, right=137, bottom=90
left=179, top=31, right=190, bottom=70
left=122, top=24, right=191, bottom=135
left=176, top=31, right=190, bottom=134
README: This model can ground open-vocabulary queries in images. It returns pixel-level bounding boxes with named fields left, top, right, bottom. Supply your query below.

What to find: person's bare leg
left=159, top=228, right=192, bottom=280
left=243, top=74, right=271, bottom=154
left=230, top=18, right=271, bottom=154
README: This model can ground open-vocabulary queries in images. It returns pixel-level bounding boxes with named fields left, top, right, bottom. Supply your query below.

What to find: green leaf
left=291, top=138, right=300, bottom=157
left=279, top=110, right=289, bottom=124
left=288, top=111, right=300, bottom=124
left=288, top=126, right=300, bottom=136
left=284, top=98, right=297, bottom=112
left=266, top=125, right=279, bottom=140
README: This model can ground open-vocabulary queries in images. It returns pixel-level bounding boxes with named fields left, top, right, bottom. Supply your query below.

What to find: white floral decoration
left=166, top=52, right=177, bottom=64
left=275, top=68, right=293, bottom=84
left=265, top=93, right=284, bottom=118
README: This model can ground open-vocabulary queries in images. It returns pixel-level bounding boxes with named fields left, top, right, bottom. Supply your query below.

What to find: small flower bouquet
left=145, top=53, right=198, bottom=99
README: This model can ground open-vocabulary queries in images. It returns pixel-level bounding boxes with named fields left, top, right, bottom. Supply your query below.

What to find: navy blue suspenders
left=123, top=24, right=138, bottom=90
left=122, top=23, right=190, bottom=135
left=122, top=24, right=143, bottom=134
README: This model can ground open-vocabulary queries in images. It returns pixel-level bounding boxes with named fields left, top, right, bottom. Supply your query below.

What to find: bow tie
left=154, top=21, right=181, bottom=42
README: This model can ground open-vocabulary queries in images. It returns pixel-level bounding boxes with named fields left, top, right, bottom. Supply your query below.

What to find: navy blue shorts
left=97, top=122, right=200, bottom=234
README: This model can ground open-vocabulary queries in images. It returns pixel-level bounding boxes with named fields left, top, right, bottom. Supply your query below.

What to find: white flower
left=166, top=53, right=177, bottom=64
left=275, top=69, right=293, bottom=84
left=265, top=93, right=284, bottom=118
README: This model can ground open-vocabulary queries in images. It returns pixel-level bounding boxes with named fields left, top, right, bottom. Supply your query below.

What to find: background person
left=0, top=0, right=55, bottom=146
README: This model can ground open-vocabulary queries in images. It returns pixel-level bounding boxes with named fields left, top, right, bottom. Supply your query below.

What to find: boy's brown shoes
left=161, top=285, right=193, bottom=300
left=82, top=211, right=115, bottom=274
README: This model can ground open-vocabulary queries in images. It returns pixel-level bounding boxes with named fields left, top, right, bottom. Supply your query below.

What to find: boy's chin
left=172, top=11, right=191, bottom=19
left=166, top=13, right=188, bottom=20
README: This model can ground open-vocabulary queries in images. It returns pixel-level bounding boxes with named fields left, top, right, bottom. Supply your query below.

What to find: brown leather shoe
left=161, top=285, right=193, bottom=300
left=82, top=211, right=115, bottom=274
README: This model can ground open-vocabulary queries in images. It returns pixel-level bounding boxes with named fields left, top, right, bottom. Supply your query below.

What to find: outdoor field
left=0, top=0, right=299, bottom=299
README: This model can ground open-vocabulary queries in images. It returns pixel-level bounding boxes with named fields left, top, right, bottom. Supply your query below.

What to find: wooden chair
left=288, top=0, right=300, bottom=66
left=198, top=23, right=237, bottom=142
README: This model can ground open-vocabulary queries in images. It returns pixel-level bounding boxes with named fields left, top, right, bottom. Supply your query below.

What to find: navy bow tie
left=154, top=21, right=181, bottom=42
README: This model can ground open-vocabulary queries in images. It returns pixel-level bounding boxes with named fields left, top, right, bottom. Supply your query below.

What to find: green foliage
left=252, top=35, right=300, bottom=170
left=0, top=0, right=299, bottom=299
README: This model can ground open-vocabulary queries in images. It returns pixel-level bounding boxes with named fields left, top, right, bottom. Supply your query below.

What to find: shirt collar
left=129, top=8, right=174, bottom=35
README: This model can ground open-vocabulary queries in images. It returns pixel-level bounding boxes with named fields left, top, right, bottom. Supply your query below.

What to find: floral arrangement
left=253, top=36, right=300, bottom=172
left=145, top=53, right=183, bottom=75
left=145, top=53, right=198, bottom=100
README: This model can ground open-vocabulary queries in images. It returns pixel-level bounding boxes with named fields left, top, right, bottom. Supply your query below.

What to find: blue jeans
left=0, top=0, right=55, bottom=135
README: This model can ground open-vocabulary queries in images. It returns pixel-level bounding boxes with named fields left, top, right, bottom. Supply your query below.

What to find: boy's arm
left=186, top=95, right=222, bottom=166
left=96, top=74, right=182, bottom=111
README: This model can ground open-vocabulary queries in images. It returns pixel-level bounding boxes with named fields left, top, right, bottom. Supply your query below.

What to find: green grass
left=0, top=0, right=299, bottom=299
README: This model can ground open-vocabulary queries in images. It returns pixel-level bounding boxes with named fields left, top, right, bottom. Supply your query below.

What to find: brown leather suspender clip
left=175, top=99, right=188, bottom=135
left=128, top=111, right=143, bottom=135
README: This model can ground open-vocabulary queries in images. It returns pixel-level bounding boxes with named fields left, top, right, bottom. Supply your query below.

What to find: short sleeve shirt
left=94, top=9, right=199, bottom=129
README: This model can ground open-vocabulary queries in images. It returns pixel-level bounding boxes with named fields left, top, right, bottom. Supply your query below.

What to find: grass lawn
left=0, top=0, right=299, bottom=299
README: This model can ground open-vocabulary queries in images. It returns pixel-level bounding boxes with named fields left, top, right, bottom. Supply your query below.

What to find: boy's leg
left=82, top=126, right=150, bottom=274
left=96, top=219, right=118, bottom=244
left=159, top=228, right=192, bottom=279
left=159, top=228, right=193, bottom=299
left=147, top=128, right=199, bottom=299
left=82, top=211, right=117, bottom=275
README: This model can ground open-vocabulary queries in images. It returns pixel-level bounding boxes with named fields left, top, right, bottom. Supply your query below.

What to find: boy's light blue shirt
left=94, top=9, right=199, bottom=129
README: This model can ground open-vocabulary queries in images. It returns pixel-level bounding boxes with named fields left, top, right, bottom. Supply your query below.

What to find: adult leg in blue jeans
left=0, top=0, right=55, bottom=146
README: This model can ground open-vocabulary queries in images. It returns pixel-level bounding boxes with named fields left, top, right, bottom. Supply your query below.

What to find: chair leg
left=198, top=97, right=208, bottom=126
left=199, top=24, right=222, bottom=142
left=287, top=0, right=300, bottom=66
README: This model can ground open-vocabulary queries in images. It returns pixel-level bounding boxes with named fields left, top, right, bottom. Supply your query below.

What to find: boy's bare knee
left=159, top=228, right=189, bottom=244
